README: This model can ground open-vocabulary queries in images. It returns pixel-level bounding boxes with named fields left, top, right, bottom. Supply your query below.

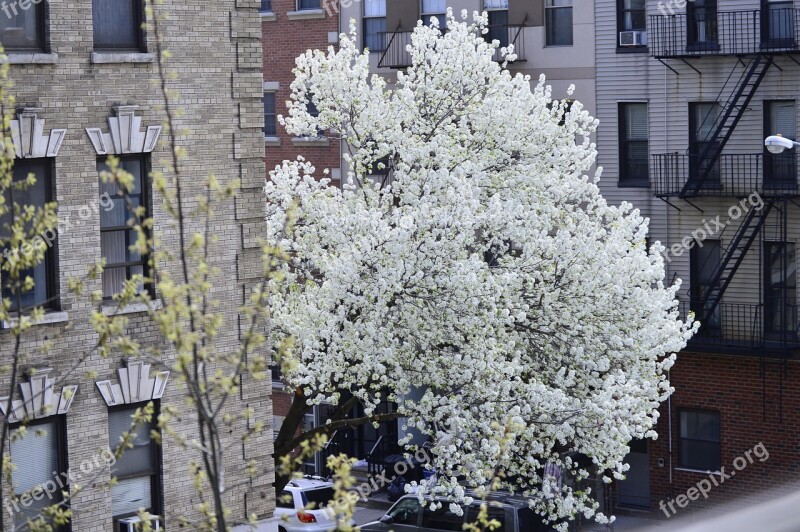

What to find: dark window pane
left=298, top=0, right=321, bottom=9
left=421, top=505, right=464, bottom=530
left=679, top=410, right=720, bottom=470
left=364, top=17, right=386, bottom=51
left=277, top=490, right=294, bottom=509
left=11, top=420, right=63, bottom=528
left=546, top=2, right=573, bottom=46
left=619, top=103, right=649, bottom=183
left=263, top=92, right=277, bottom=136
left=93, top=0, right=143, bottom=50
left=388, top=498, right=420, bottom=525
left=260, top=0, right=272, bottom=12
left=109, top=405, right=158, bottom=518
left=301, top=487, right=335, bottom=508
left=0, top=2, right=43, bottom=51
left=98, top=155, right=148, bottom=299
left=1, top=159, right=55, bottom=310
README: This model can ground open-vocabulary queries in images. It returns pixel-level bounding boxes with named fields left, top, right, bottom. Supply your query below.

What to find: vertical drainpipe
left=664, top=60, right=674, bottom=489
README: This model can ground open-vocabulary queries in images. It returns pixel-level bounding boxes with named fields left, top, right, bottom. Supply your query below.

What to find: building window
left=618, top=0, right=646, bottom=32
left=619, top=103, right=649, bottom=185
left=98, top=155, right=150, bottom=300
left=297, top=0, right=321, bottom=10
left=93, top=0, right=145, bottom=51
left=421, top=0, right=446, bottom=30
left=484, top=0, right=509, bottom=48
left=1, top=159, right=57, bottom=311
left=263, top=92, right=277, bottom=137
left=363, top=0, right=387, bottom=52
left=260, top=0, right=272, bottom=13
left=764, top=241, right=797, bottom=336
left=10, top=417, right=68, bottom=530
left=678, top=409, right=720, bottom=471
left=546, top=0, right=573, bottom=46
left=765, top=100, right=797, bottom=188
left=689, top=102, right=722, bottom=188
left=690, top=240, right=722, bottom=331
left=109, top=404, right=162, bottom=523
left=273, top=415, right=285, bottom=440
left=0, top=0, right=45, bottom=51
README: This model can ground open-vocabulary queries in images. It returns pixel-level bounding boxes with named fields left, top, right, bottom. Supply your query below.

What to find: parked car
left=273, top=477, right=345, bottom=532
left=360, top=492, right=557, bottom=532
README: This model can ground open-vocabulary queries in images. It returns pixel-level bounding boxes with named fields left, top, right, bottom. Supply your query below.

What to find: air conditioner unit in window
left=620, top=30, right=647, bottom=47
left=118, top=516, right=161, bottom=532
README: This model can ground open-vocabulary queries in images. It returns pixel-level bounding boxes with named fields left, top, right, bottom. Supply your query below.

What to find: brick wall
left=645, top=351, right=800, bottom=515
left=0, top=0, right=272, bottom=528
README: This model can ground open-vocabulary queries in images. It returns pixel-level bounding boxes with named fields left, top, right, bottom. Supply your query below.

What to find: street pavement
left=353, top=506, right=387, bottom=526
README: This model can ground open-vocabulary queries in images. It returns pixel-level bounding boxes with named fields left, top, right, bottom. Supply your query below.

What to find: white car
left=274, top=477, right=343, bottom=532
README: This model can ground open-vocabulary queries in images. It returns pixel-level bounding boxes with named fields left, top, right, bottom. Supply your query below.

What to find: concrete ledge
left=260, top=11, right=277, bottom=21
left=4, top=52, right=58, bottom=64
left=263, top=81, right=280, bottom=91
left=2, top=311, right=69, bottom=329
left=101, top=299, right=163, bottom=316
left=91, top=52, right=154, bottom=64
left=264, top=136, right=281, bottom=146
left=286, top=9, right=326, bottom=20
left=291, top=136, right=329, bottom=147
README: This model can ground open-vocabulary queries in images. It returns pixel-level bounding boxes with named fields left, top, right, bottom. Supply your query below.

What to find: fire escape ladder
left=679, top=54, right=774, bottom=198
left=696, top=200, right=775, bottom=326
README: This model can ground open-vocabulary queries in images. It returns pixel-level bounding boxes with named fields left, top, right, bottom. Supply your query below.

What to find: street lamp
left=765, top=134, right=800, bottom=154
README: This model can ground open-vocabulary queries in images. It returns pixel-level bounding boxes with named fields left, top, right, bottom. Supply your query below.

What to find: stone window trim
left=1, top=311, right=69, bottom=330
left=0, top=368, right=78, bottom=423
left=3, top=53, right=58, bottom=65
left=264, top=136, right=281, bottom=146
left=286, top=9, right=326, bottom=20
left=260, top=11, right=277, bottom=21
left=91, top=52, right=155, bottom=64
left=291, top=136, right=330, bottom=147
left=101, top=299, right=163, bottom=317
left=95, top=358, right=170, bottom=407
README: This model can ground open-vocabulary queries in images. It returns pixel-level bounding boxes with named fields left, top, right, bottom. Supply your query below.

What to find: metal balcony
left=377, top=24, right=527, bottom=69
left=678, top=299, right=800, bottom=356
left=651, top=152, right=800, bottom=198
left=649, top=8, right=800, bottom=58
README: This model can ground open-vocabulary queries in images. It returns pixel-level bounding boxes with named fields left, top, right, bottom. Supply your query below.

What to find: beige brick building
left=0, top=0, right=273, bottom=530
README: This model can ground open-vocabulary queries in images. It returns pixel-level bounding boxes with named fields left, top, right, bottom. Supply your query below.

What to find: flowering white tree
left=266, top=10, right=695, bottom=528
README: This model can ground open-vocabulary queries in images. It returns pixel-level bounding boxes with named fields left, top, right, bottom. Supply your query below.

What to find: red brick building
left=262, top=0, right=343, bottom=475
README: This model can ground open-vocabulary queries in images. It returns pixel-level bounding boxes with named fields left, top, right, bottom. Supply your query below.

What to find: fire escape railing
left=377, top=24, right=527, bottom=69
left=651, top=152, right=800, bottom=197
left=679, top=298, right=800, bottom=354
left=649, top=8, right=800, bottom=58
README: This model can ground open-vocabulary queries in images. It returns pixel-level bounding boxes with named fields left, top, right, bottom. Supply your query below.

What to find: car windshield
left=301, top=487, right=335, bottom=509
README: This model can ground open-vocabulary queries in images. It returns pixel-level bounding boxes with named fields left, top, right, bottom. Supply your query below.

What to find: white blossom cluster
left=265, top=11, right=695, bottom=528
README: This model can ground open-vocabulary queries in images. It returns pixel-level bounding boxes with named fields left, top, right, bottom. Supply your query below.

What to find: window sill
left=260, top=11, right=277, bottom=21
left=292, top=136, right=329, bottom=147
left=674, top=467, right=716, bottom=474
left=2, top=310, right=69, bottom=329
left=4, top=52, right=58, bottom=64
left=618, top=180, right=651, bottom=188
left=272, top=381, right=289, bottom=391
left=616, top=46, right=649, bottom=54
left=286, top=9, right=326, bottom=20
left=91, top=52, right=154, bottom=64
left=101, top=299, right=163, bottom=316
left=264, top=136, right=281, bottom=146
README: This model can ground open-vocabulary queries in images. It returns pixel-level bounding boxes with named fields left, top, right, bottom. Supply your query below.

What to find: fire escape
left=649, top=8, right=800, bottom=417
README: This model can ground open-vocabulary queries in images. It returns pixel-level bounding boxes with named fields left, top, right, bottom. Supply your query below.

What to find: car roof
left=284, top=477, right=334, bottom=491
